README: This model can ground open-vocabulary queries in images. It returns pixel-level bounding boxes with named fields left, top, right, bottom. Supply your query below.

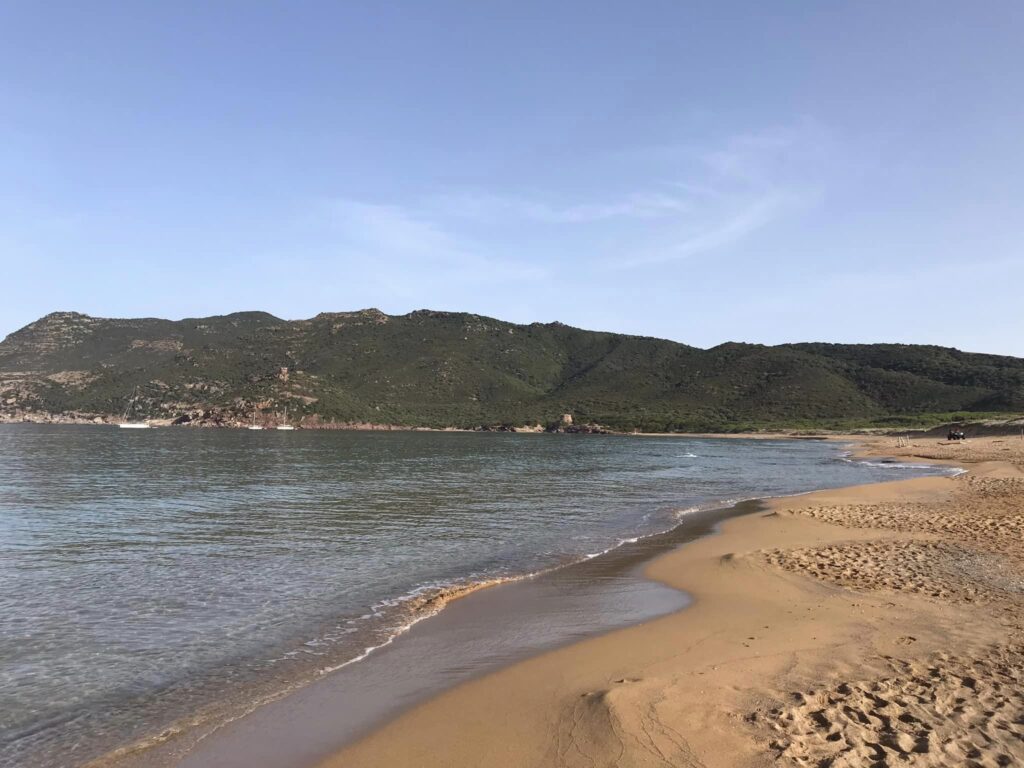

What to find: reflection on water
left=0, top=426, right=952, bottom=766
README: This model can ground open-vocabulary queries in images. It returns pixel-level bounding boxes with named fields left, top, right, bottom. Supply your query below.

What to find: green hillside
left=1, top=310, right=1022, bottom=431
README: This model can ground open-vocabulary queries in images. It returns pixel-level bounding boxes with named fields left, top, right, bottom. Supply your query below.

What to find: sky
left=2, top=2, right=1023, bottom=355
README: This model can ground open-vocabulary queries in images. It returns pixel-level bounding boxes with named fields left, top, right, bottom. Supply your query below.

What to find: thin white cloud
left=432, top=190, right=692, bottom=223
left=307, top=122, right=829, bottom=283
left=308, top=199, right=547, bottom=294
left=598, top=124, right=827, bottom=269
left=321, top=200, right=458, bottom=259
left=608, top=192, right=792, bottom=270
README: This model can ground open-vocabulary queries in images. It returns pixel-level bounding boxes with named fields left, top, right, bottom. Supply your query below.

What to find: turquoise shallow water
left=0, top=426, right=953, bottom=766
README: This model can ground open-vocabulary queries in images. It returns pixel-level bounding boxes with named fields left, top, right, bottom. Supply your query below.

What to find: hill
left=1, top=310, right=1022, bottom=431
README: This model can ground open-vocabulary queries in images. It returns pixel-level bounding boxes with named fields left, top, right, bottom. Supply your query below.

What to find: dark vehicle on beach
left=947, top=429, right=966, bottom=441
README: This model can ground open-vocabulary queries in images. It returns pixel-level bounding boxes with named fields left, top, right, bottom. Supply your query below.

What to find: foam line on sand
left=321, top=435, right=1024, bottom=768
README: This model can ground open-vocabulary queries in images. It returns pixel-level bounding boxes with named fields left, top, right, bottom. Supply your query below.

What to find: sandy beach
left=321, top=435, right=1024, bottom=767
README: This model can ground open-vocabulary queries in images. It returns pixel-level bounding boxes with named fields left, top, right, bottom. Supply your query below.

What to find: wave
left=858, top=460, right=941, bottom=470
left=181, top=452, right=963, bottom=752
left=89, top=451, right=960, bottom=767
left=86, top=576, right=531, bottom=767
left=840, top=456, right=966, bottom=475
left=93, top=491, right=763, bottom=766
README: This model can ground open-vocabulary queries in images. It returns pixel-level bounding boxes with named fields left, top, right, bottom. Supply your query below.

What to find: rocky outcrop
left=0, top=410, right=110, bottom=425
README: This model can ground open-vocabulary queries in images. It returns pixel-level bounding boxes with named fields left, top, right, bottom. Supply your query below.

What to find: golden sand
left=322, top=436, right=1024, bottom=767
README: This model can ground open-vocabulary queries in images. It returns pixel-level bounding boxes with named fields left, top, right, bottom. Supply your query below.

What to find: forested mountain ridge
left=1, top=310, right=1021, bottom=431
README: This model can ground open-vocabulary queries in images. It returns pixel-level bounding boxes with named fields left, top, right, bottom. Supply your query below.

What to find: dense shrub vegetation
left=2, top=310, right=1021, bottom=431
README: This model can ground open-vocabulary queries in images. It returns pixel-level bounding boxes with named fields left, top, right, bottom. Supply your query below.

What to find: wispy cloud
left=597, top=122, right=829, bottom=269
left=432, top=190, right=692, bottom=223
left=305, top=122, right=829, bottom=287
left=321, top=200, right=460, bottom=259
left=609, top=192, right=794, bottom=269
left=306, top=199, right=546, bottom=297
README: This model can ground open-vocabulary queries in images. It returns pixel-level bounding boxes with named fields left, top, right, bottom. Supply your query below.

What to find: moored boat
left=118, top=387, right=151, bottom=429
left=276, top=406, right=296, bottom=430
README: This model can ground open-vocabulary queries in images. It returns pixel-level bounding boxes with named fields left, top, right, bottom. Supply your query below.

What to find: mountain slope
left=1, top=310, right=1022, bottom=430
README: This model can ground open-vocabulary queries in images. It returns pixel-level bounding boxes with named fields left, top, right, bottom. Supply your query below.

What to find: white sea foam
left=856, top=459, right=965, bottom=475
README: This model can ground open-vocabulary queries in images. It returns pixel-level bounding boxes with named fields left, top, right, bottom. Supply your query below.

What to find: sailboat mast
left=123, top=387, right=137, bottom=420
left=117, top=385, right=152, bottom=428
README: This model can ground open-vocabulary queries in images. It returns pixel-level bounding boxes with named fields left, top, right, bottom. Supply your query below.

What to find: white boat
left=248, top=409, right=263, bottom=430
left=119, top=387, right=151, bottom=429
left=276, top=406, right=296, bottom=430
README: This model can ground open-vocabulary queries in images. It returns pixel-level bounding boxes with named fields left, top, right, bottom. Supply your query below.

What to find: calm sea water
left=0, top=426, right=954, bottom=766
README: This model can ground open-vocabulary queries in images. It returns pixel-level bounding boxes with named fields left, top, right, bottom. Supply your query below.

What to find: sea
left=0, top=425, right=956, bottom=767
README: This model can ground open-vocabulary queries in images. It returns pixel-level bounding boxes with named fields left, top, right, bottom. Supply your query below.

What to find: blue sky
left=2, top=2, right=1023, bottom=355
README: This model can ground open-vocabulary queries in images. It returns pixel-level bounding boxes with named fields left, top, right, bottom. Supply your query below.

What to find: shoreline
left=73, top=435, right=934, bottom=768
left=95, top=437, right=957, bottom=768
left=101, top=501, right=768, bottom=768
left=0, top=418, right=819, bottom=434
left=4, top=415, right=1023, bottom=439
left=47, top=433, right=1010, bottom=767
left=317, top=434, right=1023, bottom=767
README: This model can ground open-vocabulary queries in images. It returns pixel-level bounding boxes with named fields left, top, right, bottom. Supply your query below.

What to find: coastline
left=5, top=411, right=1021, bottom=438
left=50, top=433, right=1018, bottom=767
left=8, top=430, right=937, bottom=765
left=106, top=502, right=765, bottom=768
left=71, top=434, right=931, bottom=768
left=319, top=434, right=1024, bottom=767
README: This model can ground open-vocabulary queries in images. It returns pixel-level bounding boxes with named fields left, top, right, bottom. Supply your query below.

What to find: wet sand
left=107, top=504, right=763, bottom=768
left=321, top=436, right=1024, bottom=767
